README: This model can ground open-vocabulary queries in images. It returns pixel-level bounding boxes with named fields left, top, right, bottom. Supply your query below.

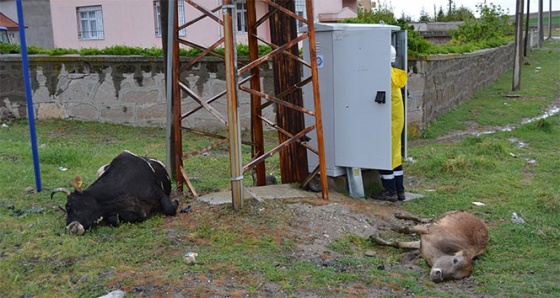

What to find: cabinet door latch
left=374, top=91, right=386, bottom=104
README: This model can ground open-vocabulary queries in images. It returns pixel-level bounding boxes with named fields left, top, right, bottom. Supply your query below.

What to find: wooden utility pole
left=547, top=0, right=553, bottom=39
left=513, top=0, right=524, bottom=91
left=268, top=0, right=309, bottom=184
left=538, top=0, right=544, bottom=48
left=524, top=0, right=530, bottom=56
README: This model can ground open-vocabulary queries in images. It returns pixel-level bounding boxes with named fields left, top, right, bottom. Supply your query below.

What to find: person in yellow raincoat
left=371, top=45, right=407, bottom=202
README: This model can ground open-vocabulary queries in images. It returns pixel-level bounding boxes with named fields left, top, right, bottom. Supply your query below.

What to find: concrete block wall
left=1, top=42, right=519, bottom=129
left=0, top=55, right=276, bottom=130
left=406, top=41, right=515, bottom=128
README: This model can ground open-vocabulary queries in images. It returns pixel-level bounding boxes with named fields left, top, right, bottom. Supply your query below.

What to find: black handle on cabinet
left=374, top=91, right=386, bottom=104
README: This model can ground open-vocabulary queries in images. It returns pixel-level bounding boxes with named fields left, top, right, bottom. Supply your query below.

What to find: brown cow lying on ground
left=370, top=211, right=488, bottom=282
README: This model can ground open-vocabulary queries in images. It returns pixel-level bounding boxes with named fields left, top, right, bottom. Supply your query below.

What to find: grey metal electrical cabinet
left=303, top=23, right=407, bottom=177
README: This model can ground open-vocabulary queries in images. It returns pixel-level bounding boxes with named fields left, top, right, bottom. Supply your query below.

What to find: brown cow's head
left=430, top=250, right=474, bottom=282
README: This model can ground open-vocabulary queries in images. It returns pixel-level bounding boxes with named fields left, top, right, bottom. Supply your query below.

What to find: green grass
left=0, top=39, right=559, bottom=297
left=404, top=40, right=560, bottom=296
left=418, top=38, right=560, bottom=138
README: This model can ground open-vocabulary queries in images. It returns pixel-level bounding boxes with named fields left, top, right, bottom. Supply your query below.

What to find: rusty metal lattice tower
left=169, top=0, right=327, bottom=209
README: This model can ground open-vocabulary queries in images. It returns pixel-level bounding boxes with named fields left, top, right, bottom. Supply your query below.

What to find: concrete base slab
left=198, top=184, right=424, bottom=205
left=198, top=184, right=322, bottom=205
left=401, top=192, right=425, bottom=202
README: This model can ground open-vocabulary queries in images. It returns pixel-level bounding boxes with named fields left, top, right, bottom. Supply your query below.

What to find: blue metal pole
left=16, top=0, right=42, bottom=192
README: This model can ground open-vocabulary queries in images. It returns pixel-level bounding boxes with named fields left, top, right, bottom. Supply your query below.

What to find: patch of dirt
left=283, top=193, right=399, bottom=263
left=102, top=98, right=560, bottom=297
left=111, top=193, right=485, bottom=297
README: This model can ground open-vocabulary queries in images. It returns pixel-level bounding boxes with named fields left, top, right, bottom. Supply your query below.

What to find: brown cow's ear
left=73, top=175, right=83, bottom=193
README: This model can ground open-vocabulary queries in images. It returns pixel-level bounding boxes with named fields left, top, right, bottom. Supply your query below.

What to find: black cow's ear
left=73, top=175, right=83, bottom=193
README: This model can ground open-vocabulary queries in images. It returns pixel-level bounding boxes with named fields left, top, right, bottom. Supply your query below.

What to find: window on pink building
left=236, top=2, right=247, bottom=33
left=295, top=0, right=307, bottom=31
left=153, top=1, right=186, bottom=37
left=77, top=6, right=104, bottom=40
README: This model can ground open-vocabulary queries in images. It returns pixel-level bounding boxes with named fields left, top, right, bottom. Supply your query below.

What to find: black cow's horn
left=51, top=188, right=71, bottom=213
left=51, top=187, right=71, bottom=199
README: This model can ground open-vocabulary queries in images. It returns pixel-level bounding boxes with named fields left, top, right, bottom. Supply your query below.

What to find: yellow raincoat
left=390, top=67, right=407, bottom=169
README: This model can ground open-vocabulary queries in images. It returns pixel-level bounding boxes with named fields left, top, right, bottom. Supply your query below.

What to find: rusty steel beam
left=171, top=0, right=183, bottom=192
left=222, top=0, right=244, bottom=209
left=257, top=115, right=318, bottom=155
left=267, top=0, right=308, bottom=185
left=180, top=38, right=225, bottom=71
left=252, top=35, right=310, bottom=67
left=179, top=81, right=228, bottom=125
left=238, top=32, right=308, bottom=75
left=243, top=125, right=315, bottom=173
left=261, top=0, right=306, bottom=23
left=304, top=0, right=328, bottom=199
left=171, top=0, right=328, bottom=204
left=183, top=5, right=221, bottom=28
left=182, top=138, right=229, bottom=159
left=238, top=84, right=315, bottom=116
left=179, top=166, right=198, bottom=199
left=246, top=0, right=267, bottom=186
left=186, top=0, right=224, bottom=25
left=180, top=75, right=252, bottom=120
left=181, top=127, right=255, bottom=147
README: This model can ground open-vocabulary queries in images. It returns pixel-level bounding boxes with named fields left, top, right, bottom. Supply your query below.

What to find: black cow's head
left=52, top=175, right=103, bottom=235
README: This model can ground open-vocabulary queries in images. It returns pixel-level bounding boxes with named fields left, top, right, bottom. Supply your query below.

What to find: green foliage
left=407, top=30, right=437, bottom=55
left=0, top=43, right=272, bottom=57
left=236, top=44, right=273, bottom=57
left=342, top=0, right=396, bottom=24
left=0, top=42, right=19, bottom=54
left=451, top=6, right=476, bottom=21
left=0, top=40, right=559, bottom=297
left=340, top=0, right=513, bottom=55
left=449, top=1, right=512, bottom=44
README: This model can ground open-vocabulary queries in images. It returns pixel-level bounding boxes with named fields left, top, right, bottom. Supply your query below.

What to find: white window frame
left=77, top=6, right=104, bottom=40
left=295, top=0, right=306, bottom=31
left=236, top=1, right=248, bottom=33
left=154, top=1, right=186, bottom=37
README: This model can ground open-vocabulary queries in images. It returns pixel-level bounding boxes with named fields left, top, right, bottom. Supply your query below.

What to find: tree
left=447, top=0, right=455, bottom=17
left=452, top=6, right=475, bottom=21
left=419, top=8, right=431, bottom=22
left=450, top=1, right=511, bottom=44
left=435, top=6, right=446, bottom=21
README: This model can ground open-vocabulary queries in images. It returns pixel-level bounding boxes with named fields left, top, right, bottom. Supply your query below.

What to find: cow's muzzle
left=66, top=221, right=85, bottom=235
left=430, top=268, right=444, bottom=283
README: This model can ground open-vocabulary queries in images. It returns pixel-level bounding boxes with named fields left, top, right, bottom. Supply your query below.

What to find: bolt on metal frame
left=170, top=0, right=328, bottom=209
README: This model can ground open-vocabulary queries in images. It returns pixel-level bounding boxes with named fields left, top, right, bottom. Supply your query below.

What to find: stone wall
left=406, top=41, right=515, bottom=128
left=1, top=42, right=518, bottom=129
left=0, top=55, right=275, bottom=130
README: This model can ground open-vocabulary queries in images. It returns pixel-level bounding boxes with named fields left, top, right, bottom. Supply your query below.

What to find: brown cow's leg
left=369, top=234, right=420, bottom=249
left=394, top=212, right=432, bottom=223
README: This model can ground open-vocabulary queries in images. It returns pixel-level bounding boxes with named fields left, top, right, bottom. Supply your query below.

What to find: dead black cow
left=52, top=150, right=179, bottom=235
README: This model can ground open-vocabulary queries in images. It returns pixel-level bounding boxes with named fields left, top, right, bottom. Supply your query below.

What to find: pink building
left=51, top=0, right=358, bottom=48
left=44, top=0, right=362, bottom=49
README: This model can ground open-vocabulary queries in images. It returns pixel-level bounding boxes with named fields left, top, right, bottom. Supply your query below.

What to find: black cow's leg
left=159, top=193, right=178, bottom=216
left=107, top=215, right=120, bottom=226
left=118, top=211, right=146, bottom=223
